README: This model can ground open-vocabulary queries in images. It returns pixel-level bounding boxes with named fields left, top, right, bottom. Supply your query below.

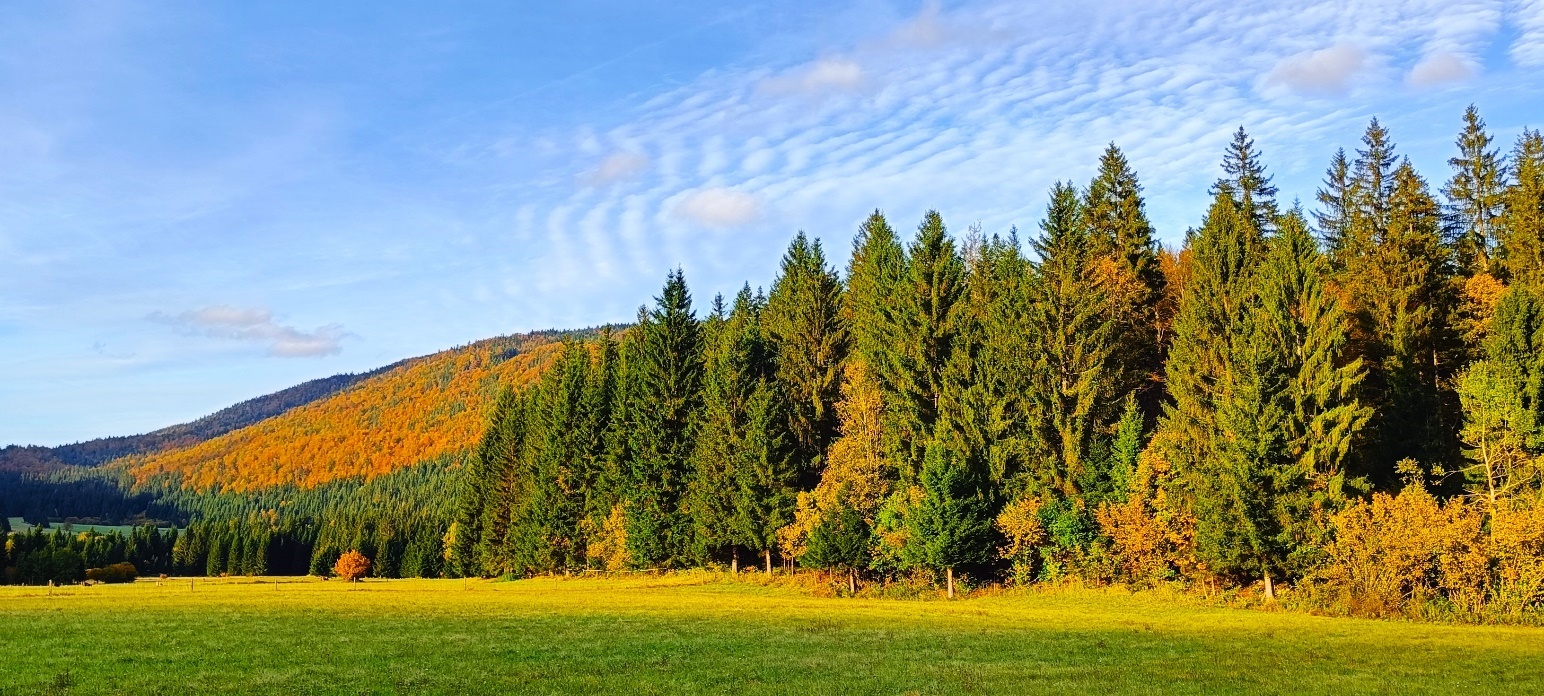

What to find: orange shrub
left=333, top=550, right=371, bottom=582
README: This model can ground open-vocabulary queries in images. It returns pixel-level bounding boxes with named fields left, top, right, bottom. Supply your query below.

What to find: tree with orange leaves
left=333, top=550, right=371, bottom=582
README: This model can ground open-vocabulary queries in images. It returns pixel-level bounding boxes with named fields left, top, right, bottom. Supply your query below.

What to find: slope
left=120, top=332, right=569, bottom=493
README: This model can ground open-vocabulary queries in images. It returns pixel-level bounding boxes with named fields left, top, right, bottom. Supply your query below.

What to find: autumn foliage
left=124, top=336, right=563, bottom=492
left=333, top=550, right=371, bottom=581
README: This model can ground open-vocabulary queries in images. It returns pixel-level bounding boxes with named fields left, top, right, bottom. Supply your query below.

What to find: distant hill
left=0, top=366, right=406, bottom=473
left=119, top=332, right=569, bottom=493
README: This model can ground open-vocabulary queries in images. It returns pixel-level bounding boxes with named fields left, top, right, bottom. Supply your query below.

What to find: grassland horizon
left=3, top=574, right=1540, bottom=695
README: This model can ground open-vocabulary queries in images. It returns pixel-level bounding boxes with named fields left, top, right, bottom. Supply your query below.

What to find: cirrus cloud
left=1266, top=44, right=1369, bottom=96
left=1408, top=51, right=1476, bottom=87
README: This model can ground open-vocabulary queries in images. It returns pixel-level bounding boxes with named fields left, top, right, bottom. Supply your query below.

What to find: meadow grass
left=1, top=574, right=1539, bottom=695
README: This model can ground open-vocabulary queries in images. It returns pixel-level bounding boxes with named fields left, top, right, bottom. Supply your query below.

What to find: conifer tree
left=845, top=211, right=905, bottom=373
left=1084, top=144, right=1166, bottom=406
left=730, top=382, right=796, bottom=574
left=1486, top=285, right=1544, bottom=438
left=1025, top=183, right=1118, bottom=497
left=1315, top=148, right=1354, bottom=250
left=883, top=211, right=967, bottom=479
left=903, top=442, right=994, bottom=598
left=803, top=502, right=870, bottom=594
left=1216, top=126, right=1279, bottom=231
left=1501, top=129, right=1544, bottom=286
left=687, top=287, right=770, bottom=569
left=764, top=232, right=848, bottom=481
left=471, top=391, right=526, bottom=576
left=1443, top=105, right=1507, bottom=276
left=622, top=270, right=704, bottom=568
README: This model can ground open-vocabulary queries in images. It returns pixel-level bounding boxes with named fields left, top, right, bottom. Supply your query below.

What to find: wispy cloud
left=1514, top=0, right=1544, bottom=66
left=1266, top=44, right=1369, bottom=96
left=759, top=56, right=865, bottom=95
left=672, top=187, right=761, bottom=228
left=150, top=306, right=347, bottom=357
left=1408, top=51, right=1476, bottom=87
left=584, top=151, right=650, bottom=186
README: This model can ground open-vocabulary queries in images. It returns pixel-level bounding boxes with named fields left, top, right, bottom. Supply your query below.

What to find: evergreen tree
left=883, top=211, right=967, bottom=479
left=903, top=442, right=994, bottom=598
left=1501, top=129, right=1544, bottom=286
left=1485, top=285, right=1544, bottom=441
left=1216, top=126, right=1279, bottom=231
left=1315, top=148, right=1355, bottom=250
left=1025, top=182, right=1118, bottom=497
left=622, top=270, right=704, bottom=567
left=1084, top=144, right=1166, bottom=407
left=730, top=382, right=796, bottom=573
left=802, top=501, right=870, bottom=594
left=1443, top=105, right=1507, bottom=276
left=764, top=232, right=848, bottom=482
left=845, top=211, right=906, bottom=372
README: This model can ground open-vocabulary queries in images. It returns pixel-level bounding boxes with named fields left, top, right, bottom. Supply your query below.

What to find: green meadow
left=1, top=575, right=1540, bottom=695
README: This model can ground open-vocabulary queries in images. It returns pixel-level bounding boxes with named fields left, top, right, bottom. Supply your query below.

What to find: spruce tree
left=1486, top=285, right=1544, bottom=435
left=1025, top=182, right=1118, bottom=497
left=883, top=211, right=967, bottom=479
left=1501, top=129, right=1544, bottom=286
left=622, top=270, right=704, bottom=568
left=1315, top=148, right=1354, bottom=251
left=1084, top=144, right=1166, bottom=407
left=903, top=442, right=994, bottom=598
left=730, top=381, right=796, bottom=574
left=764, top=232, right=848, bottom=482
left=1216, top=126, right=1279, bottom=231
left=1443, top=105, right=1507, bottom=276
left=845, top=211, right=905, bottom=373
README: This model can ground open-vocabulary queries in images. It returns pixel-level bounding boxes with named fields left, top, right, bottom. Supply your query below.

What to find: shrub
left=333, top=550, right=371, bottom=582
left=85, top=562, right=139, bottom=584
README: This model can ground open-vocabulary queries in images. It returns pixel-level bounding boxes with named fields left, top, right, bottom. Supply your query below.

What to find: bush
left=85, top=562, right=138, bottom=584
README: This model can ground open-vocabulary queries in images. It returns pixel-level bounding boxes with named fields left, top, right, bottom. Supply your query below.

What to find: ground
left=1, top=574, right=1539, bottom=695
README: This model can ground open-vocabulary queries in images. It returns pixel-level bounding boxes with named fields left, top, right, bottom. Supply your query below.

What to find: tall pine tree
left=764, top=233, right=847, bottom=483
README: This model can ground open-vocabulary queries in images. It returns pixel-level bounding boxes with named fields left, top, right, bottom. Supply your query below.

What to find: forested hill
left=117, top=332, right=569, bottom=493
left=0, top=365, right=406, bottom=473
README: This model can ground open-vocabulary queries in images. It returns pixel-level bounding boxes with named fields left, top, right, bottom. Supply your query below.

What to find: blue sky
left=3, top=0, right=1543, bottom=446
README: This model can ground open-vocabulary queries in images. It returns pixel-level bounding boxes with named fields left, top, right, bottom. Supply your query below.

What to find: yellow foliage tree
left=333, top=550, right=372, bottom=582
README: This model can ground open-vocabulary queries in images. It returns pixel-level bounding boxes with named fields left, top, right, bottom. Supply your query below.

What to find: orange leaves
left=125, top=336, right=563, bottom=493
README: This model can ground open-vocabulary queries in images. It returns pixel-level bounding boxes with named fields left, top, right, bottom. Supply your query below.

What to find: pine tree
left=1443, top=105, right=1507, bottom=276
left=1025, top=183, right=1118, bottom=497
left=903, top=442, right=994, bottom=598
left=1501, top=129, right=1544, bottom=286
left=1486, top=285, right=1544, bottom=440
left=1315, top=148, right=1355, bottom=251
left=730, top=382, right=796, bottom=574
left=883, top=211, right=967, bottom=479
left=1084, top=144, right=1166, bottom=407
left=1216, top=127, right=1279, bottom=231
left=687, top=287, right=770, bottom=569
left=764, top=232, right=847, bottom=482
left=622, top=270, right=705, bottom=568
left=845, top=211, right=905, bottom=371
left=803, top=502, right=870, bottom=594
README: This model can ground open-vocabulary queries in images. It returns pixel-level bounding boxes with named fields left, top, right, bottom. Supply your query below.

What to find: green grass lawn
left=1, top=575, right=1539, bottom=695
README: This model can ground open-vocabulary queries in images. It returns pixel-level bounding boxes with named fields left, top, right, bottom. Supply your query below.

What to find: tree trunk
left=731, top=547, right=738, bottom=574
left=1263, top=570, right=1275, bottom=601
left=848, top=567, right=857, bottom=596
left=765, top=549, right=772, bottom=576
left=946, top=567, right=955, bottom=599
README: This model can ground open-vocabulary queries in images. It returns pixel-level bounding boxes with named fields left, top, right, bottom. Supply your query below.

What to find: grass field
left=1, top=575, right=1540, bottom=695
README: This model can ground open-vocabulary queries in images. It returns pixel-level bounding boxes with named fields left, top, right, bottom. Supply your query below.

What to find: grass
left=1, top=575, right=1541, bottom=695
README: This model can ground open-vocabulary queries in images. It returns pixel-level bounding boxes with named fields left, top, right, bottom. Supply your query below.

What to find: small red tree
left=333, top=550, right=371, bottom=582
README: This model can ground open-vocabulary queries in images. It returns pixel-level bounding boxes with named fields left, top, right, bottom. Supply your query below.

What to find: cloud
left=583, top=151, right=649, bottom=186
left=150, top=305, right=346, bottom=357
left=759, top=57, right=865, bottom=95
left=1265, top=44, right=1368, bottom=96
left=672, top=187, right=761, bottom=228
left=886, top=0, right=975, bottom=49
left=1408, top=51, right=1476, bottom=87
left=1515, top=0, right=1544, bottom=67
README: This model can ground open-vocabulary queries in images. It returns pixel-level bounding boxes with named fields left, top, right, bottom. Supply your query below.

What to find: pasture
left=1, top=575, right=1539, bottom=695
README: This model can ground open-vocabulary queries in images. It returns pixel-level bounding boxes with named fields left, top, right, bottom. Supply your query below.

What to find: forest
left=6, top=107, right=1544, bottom=624
left=451, top=106, right=1544, bottom=620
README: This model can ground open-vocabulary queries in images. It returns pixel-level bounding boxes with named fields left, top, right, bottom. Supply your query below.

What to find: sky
left=2, top=0, right=1543, bottom=446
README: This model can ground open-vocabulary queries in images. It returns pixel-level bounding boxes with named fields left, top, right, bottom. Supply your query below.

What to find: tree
left=883, top=211, right=967, bottom=479
left=903, top=442, right=994, bottom=598
left=1216, top=126, right=1279, bottom=231
left=1443, top=105, right=1507, bottom=276
left=1026, top=182, right=1119, bottom=497
left=622, top=270, right=705, bottom=568
left=731, top=383, right=796, bottom=574
left=1501, top=129, right=1544, bottom=286
left=764, top=232, right=848, bottom=482
left=1456, top=361, right=1542, bottom=510
left=845, top=211, right=906, bottom=372
left=802, top=502, right=870, bottom=594
left=333, top=549, right=371, bottom=582
left=1085, top=143, right=1166, bottom=408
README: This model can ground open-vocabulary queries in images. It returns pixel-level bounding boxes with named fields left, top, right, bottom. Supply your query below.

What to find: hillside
left=120, top=332, right=567, bottom=493
left=0, top=365, right=404, bottom=473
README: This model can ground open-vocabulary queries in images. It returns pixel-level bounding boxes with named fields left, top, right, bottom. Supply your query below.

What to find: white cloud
left=672, top=187, right=761, bottom=228
left=760, top=56, right=865, bottom=96
left=584, top=151, right=649, bottom=186
left=150, top=305, right=346, bottom=357
left=1266, top=44, right=1368, bottom=95
left=1510, top=0, right=1544, bottom=66
left=1408, top=51, right=1476, bottom=87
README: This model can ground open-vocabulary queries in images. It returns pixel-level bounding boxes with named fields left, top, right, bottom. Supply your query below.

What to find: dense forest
left=6, top=107, right=1544, bottom=623
left=451, top=107, right=1544, bottom=620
